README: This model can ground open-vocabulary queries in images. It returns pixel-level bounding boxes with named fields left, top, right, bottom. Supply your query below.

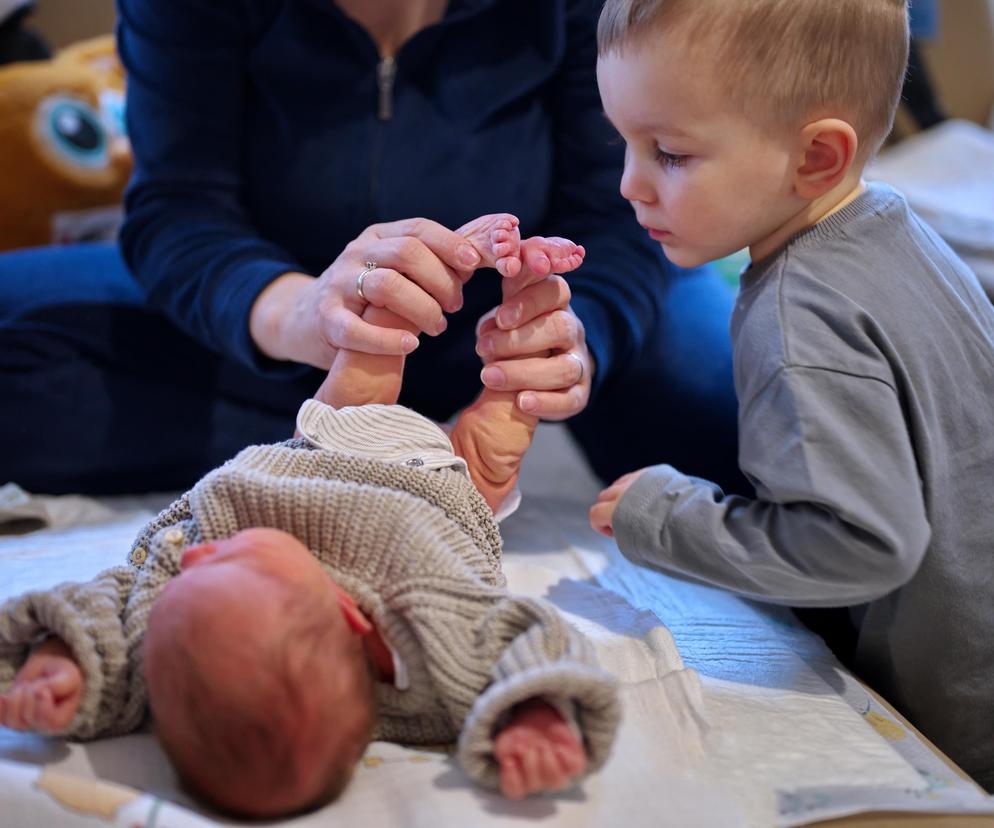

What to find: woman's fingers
left=494, top=275, right=572, bottom=330
left=477, top=308, right=580, bottom=362
left=366, top=234, right=467, bottom=314
left=370, top=216, right=483, bottom=275
left=340, top=262, right=447, bottom=334
left=319, top=305, right=420, bottom=356
left=481, top=353, right=582, bottom=393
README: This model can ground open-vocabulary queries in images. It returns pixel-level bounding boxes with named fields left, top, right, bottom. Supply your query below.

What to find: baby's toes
left=545, top=239, right=585, bottom=274
left=552, top=250, right=585, bottom=274
left=497, top=256, right=522, bottom=278
left=492, top=231, right=518, bottom=260
left=457, top=212, right=519, bottom=269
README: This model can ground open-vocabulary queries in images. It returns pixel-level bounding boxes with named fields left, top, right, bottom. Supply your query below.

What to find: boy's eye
left=655, top=148, right=689, bottom=168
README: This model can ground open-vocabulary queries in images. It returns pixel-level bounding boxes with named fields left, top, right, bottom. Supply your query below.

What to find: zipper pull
left=377, top=56, right=396, bottom=122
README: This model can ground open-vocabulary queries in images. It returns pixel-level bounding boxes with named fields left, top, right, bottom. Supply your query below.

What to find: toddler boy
left=589, top=0, right=994, bottom=790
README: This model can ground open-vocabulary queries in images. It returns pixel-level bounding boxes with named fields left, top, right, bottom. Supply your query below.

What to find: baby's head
left=144, top=528, right=376, bottom=818
left=596, top=0, right=909, bottom=266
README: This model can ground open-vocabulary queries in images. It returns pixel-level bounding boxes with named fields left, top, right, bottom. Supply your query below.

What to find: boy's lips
left=642, top=224, right=673, bottom=241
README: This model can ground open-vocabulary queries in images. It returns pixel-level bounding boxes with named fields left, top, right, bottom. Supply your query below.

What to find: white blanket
left=1, top=425, right=992, bottom=827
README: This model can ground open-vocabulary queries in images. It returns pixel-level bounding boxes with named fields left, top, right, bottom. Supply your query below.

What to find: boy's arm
left=610, top=366, right=931, bottom=607
left=456, top=595, right=620, bottom=792
left=0, top=567, right=138, bottom=739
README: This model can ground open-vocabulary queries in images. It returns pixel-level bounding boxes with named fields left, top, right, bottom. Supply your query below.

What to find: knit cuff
left=0, top=568, right=133, bottom=740
left=456, top=664, right=621, bottom=790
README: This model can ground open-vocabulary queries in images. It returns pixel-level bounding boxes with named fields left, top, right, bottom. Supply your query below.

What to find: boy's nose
left=619, top=159, right=655, bottom=206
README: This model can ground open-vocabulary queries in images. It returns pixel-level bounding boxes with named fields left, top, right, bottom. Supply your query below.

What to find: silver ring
left=565, top=351, right=584, bottom=383
left=356, top=261, right=377, bottom=301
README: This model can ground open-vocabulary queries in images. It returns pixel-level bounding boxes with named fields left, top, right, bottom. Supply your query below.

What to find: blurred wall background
left=18, top=0, right=994, bottom=128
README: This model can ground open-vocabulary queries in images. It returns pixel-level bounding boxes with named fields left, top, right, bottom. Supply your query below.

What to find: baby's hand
left=493, top=698, right=587, bottom=800
left=0, top=637, right=83, bottom=733
left=589, top=469, right=649, bottom=538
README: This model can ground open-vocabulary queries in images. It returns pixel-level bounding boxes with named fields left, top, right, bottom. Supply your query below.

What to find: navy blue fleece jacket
left=117, top=0, right=666, bottom=412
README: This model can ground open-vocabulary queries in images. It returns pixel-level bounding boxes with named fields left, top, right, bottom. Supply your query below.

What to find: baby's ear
left=333, top=585, right=373, bottom=635
left=793, top=118, right=859, bottom=200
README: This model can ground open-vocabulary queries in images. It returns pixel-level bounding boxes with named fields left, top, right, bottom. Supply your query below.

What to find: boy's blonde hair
left=598, top=0, right=909, bottom=156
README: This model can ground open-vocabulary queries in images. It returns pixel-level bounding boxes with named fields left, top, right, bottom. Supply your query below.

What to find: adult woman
left=0, top=0, right=741, bottom=494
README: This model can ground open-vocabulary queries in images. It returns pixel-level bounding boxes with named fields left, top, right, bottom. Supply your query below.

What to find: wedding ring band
left=565, top=351, right=584, bottom=383
left=356, top=261, right=377, bottom=301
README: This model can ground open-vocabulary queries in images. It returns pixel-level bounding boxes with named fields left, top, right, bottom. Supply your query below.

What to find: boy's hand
left=493, top=698, right=587, bottom=800
left=0, top=638, right=83, bottom=733
left=590, top=469, right=648, bottom=537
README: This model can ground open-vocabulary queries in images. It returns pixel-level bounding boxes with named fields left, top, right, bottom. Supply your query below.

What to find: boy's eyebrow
left=600, top=110, right=690, bottom=139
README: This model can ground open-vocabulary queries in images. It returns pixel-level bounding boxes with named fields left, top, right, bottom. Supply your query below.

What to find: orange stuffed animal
left=0, top=34, right=131, bottom=250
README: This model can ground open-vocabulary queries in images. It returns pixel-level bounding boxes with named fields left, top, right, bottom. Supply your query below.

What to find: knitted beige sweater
left=0, top=411, right=619, bottom=789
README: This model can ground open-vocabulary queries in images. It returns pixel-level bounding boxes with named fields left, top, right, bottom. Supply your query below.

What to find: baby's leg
left=313, top=213, right=523, bottom=409
left=449, top=235, right=584, bottom=510
left=311, top=305, right=417, bottom=408
left=449, top=388, right=539, bottom=513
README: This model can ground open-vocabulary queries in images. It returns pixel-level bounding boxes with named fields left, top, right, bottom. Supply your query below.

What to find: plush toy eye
left=35, top=96, right=110, bottom=169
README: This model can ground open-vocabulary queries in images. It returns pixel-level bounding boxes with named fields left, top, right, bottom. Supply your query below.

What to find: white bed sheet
left=1, top=425, right=992, bottom=827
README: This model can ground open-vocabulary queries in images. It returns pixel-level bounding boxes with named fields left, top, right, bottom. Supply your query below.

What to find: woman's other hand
left=477, top=271, right=593, bottom=421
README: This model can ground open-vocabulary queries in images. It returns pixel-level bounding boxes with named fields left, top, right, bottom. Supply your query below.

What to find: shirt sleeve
left=540, top=0, right=673, bottom=400
left=614, top=366, right=932, bottom=606
left=0, top=567, right=138, bottom=740
left=117, top=0, right=308, bottom=376
left=456, top=595, right=620, bottom=789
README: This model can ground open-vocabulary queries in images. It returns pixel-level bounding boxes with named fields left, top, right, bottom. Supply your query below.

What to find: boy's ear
left=793, top=118, right=859, bottom=199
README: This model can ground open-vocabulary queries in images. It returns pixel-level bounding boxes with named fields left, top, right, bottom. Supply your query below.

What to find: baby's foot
left=456, top=213, right=522, bottom=278
left=455, top=214, right=585, bottom=285
left=520, top=236, right=585, bottom=280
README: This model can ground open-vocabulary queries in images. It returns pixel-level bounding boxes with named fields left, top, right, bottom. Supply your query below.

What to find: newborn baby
left=0, top=220, right=617, bottom=819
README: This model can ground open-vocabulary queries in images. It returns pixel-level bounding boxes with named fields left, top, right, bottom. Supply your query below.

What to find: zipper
left=377, top=56, right=396, bottom=122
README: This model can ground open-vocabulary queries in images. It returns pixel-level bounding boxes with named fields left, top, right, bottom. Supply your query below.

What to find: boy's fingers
left=589, top=502, right=615, bottom=537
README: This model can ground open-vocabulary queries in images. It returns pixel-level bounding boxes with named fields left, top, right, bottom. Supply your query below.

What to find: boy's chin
left=658, top=244, right=717, bottom=270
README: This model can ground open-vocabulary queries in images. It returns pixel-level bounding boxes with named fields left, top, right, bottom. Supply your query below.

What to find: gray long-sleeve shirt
left=615, top=183, right=994, bottom=789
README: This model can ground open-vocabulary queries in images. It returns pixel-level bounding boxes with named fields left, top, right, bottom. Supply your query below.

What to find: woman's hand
left=249, top=218, right=485, bottom=369
left=476, top=272, right=593, bottom=421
